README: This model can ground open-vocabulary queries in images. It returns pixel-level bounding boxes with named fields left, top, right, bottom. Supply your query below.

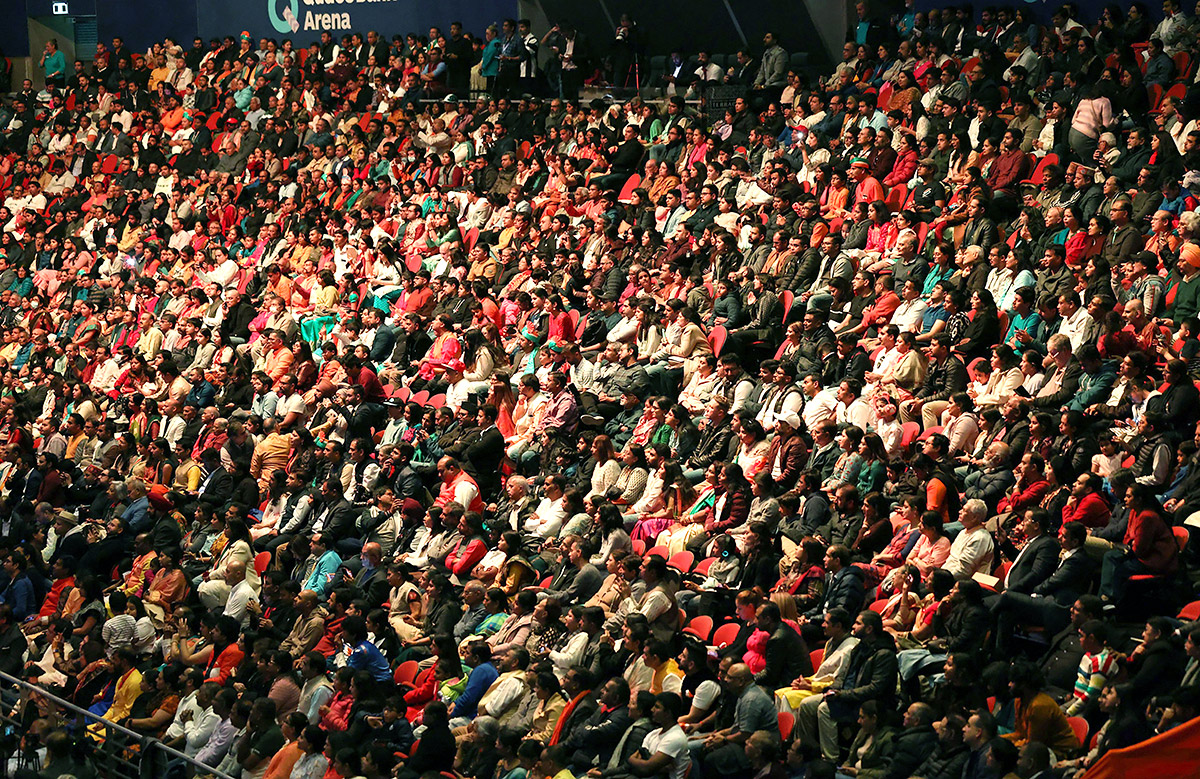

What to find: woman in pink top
left=906, top=511, right=952, bottom=579
left=1069, top=84, right=1114, bottom=160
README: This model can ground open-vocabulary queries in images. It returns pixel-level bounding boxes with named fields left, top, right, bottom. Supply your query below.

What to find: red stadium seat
left=394, top=660, right=420, bottom=686
left=667, top=551, right=694, bottom=573
left=708, top=326, right=728, bottom=357
left=1066, top=717, right=1088, bottom=748
left=683, top=616, right=714, bottom=642
left=617, top=174, right=641, bottom=203
left=711, top=623, right=741, bottom=648
left=778, top=711, right=795, bottom=741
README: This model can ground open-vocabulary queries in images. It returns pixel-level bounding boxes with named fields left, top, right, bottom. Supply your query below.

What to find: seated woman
left=772, top=538, right=826, bottom=615
left=143, top=549, right=188, bottom=628
left=126, top=664, right=182, bottom=739
left=632, top=465, right=698, bottom=543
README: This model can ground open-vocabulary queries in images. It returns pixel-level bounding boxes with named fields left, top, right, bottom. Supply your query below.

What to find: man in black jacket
left=219, top=291, right=257, bottom=347
left=464, top=405, right=505, bottom=500
left=911, top=712, right=971, bottom=779
left=565, top=675, right=633, bottom=771
left=901, top=334, right=967, bottom=428
left=0, top=605, right=23, bottom=679
left=685, top=396, right=736, bottom=477
left=886, top=703, right=940, bottom=779
left=991, top=521, right=1096, bottom=653
left=311, top=478, right=358, bottom=543
left=753, top=601, right=812, bottom=689
left=591, top=123, right=645, bottom=191
left=795, top=610, right=897, bottom=761
left=995, top=507, right=1060, bottom=594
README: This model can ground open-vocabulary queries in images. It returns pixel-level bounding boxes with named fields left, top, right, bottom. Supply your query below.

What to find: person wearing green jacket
left=480, top=25, right=501, bottom=92
left=40, top=39, right=67, bottom=89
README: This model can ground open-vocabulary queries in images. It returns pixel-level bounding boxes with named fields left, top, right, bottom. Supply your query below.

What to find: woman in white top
left=972, top=344, right=1024, bottom=410
left=733, top=419, right=771, bottom=478
left=1020, top=349, right=1046, bottom=396
left=940, top=392, right=981, bottom=457
left=587, top=434, right=622, bottom=499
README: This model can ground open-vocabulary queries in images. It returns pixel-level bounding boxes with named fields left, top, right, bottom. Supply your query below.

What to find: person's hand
left=791, top=677, right=812, bottom=690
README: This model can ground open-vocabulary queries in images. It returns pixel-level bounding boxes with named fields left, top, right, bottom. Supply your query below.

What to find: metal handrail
left=0, top=670, right=239, bottom=779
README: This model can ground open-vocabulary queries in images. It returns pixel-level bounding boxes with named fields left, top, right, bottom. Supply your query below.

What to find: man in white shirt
left=889, top=278, right=930, bottom=334
left=167, top=218, right=194, bottom=251
left=275, top=374, right=309, bottom=428
left=1056, top=291, right=1097, bottom=354
left=800, top=373, right=838, bottom=432
left=606, top=298, right=640, bottom=344
left=475, top=646, right=529, bottom=724
left=176, top=682, right=221, bottom=757
left=524, top=475, right=567, bottom=540
left=1003, top=34, right=1037, bottom=81
left=943, top=499, right=995, bottom=578
left=1153, top=0, right=1188, bottom=53
left=690, top=51, right=725, bottom=94
left=444, top=361, right=473, bottom=411
left=221, top=560, right=259, bottom=625
left=835, top=379, right=872, bottom=431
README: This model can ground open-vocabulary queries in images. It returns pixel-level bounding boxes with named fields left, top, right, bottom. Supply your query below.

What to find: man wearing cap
left=764, top=412, right=807, bottom=493
left=1168, top=243, right=1200, bottom=325
left=443, top=359, right=473, bottom=412
left=49, top=510, right=87, bottom=566
left=849, top=159, right=883, bottom=206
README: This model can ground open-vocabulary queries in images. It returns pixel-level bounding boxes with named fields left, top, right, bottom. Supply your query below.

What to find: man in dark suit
left=344, top=386, right=381, bottom=444
left=754, top=601, right=812, bottom=689
left=312, top=479, right=358, bottom=543
left=996, top=507, right=1060, bottom=594
left=351, top=542, right=390, bottom=607
left=465, top=405, right=505, bottom=501
left=990, top=519, right=1094, bottom=654
left=96, top=118, right=134, bottom=156
left=195, top=448, right=232, bottom=507
left=563, top=675, right=633, bottom=771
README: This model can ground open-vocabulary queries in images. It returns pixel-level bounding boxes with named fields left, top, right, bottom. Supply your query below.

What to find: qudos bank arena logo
left=269, top=0, right=302, bottom=34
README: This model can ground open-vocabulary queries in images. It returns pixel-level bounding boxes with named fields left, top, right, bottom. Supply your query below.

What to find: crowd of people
left=2, top=2, right=1200, bottom=779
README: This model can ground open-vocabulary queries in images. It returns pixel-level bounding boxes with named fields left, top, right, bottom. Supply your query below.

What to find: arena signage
left=199, top=0, right=517, bottom=42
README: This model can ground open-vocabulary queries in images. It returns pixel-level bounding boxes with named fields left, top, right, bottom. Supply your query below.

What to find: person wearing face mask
left=346, top=541, right=389, bottom=608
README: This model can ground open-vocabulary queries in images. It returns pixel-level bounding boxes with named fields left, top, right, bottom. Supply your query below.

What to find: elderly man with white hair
left=942, top=498, right=995, bottom=579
